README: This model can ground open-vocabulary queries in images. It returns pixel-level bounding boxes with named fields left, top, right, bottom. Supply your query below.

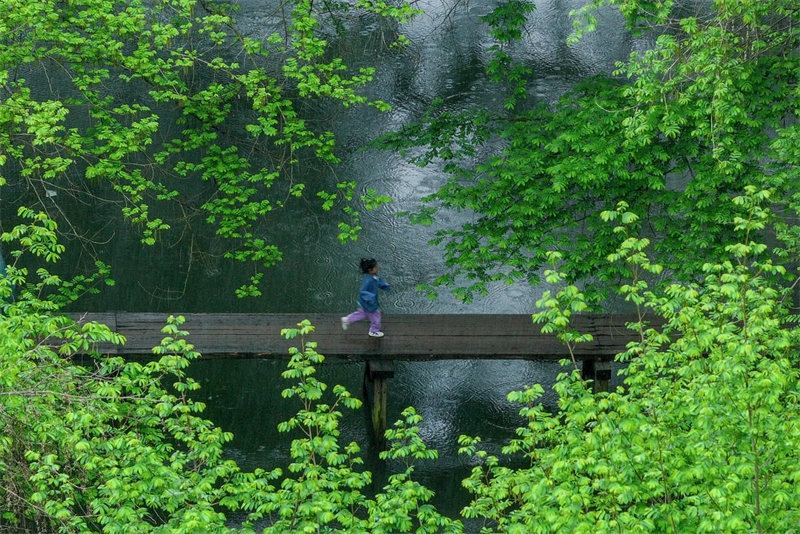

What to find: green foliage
left=1, top=207, right=113, bottom=312
left=372, top=0, right=800, bottom=304
left=5, top=205, right=800, bottom=532
left=0, top=311, right=260, bottom=533
left=0, top=213, right=457, bottom=533
left=0, top=212, right=253, bottom=532
left=253, top=195, right=800, bottom=534
left=369, top=408, right=463, bottom=534
left=319, top=183, right=393, bottom=243
left=533, top=249, right=595, bottom=369
left=242, top=322, right=462, bottom=534
left=480, top=0, right=535, bottom=110
left=0, top=0, right=412, bottom=296
left=232, top=320, right=371, bottom=533
left=459, top=197, right=800, bottom=532
left=0, top=205, right=455, bottom=533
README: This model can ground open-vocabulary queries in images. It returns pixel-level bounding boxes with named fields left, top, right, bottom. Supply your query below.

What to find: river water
left=179, top=0, right=634, bottom=523
left=43, top=0, right=635, bottom=316
left=8, top=0, right=635, bottom=523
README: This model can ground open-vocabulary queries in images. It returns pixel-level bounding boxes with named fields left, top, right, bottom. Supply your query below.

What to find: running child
left=341, top=258, right=391, bottom=337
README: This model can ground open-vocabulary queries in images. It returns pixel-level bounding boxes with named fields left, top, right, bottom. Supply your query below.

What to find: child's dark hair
left=360, top=258, right=377, bottom=273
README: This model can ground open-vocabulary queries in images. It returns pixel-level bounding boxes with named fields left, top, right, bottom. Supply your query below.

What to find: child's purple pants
left=345, top=308, right=382, bottom=333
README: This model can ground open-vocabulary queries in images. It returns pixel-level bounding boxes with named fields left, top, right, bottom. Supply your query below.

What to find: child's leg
left=366, top=309, right=382, bottom=333
left=345, top=308, right=368, bottom=323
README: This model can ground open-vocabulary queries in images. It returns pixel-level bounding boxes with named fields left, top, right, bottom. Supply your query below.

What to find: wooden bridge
left=68, top=312, right=655, bottom=360
left=68, top=311, right=661, bottom=443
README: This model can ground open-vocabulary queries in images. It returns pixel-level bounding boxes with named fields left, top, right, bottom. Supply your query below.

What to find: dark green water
left=186, top=356, right=568, bottom=524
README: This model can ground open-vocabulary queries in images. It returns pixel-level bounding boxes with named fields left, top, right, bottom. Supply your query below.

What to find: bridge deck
left=67, top=312, right=658, bottom=360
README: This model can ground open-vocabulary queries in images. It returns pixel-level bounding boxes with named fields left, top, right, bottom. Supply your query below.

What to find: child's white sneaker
left=341, top=317, right=349, bottom=331
left=368, top=331, right=384, bottom=338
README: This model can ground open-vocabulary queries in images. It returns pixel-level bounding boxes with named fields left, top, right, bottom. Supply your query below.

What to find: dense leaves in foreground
left=2, top=195, right=799, bottom=532
left=459, top=197, right=800, bottom=533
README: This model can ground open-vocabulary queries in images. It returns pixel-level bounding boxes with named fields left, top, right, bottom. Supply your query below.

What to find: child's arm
left=377, top=276, right=391, bottom=292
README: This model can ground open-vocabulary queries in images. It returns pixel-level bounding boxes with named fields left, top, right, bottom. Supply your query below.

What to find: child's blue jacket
left=358, top=274, right=391, bottom=312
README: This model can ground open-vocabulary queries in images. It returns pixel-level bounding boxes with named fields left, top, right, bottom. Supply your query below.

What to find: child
left=341, top=258, right=391, bottom=337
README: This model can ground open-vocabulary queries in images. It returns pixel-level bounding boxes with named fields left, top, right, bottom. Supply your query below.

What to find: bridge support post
left=364, top=360, right=394, bottom=448
left=582, top=357, right=611, bottom=393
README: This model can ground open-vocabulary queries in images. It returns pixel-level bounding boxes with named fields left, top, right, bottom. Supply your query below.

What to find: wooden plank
left=64, top=312, right=665, bottom=359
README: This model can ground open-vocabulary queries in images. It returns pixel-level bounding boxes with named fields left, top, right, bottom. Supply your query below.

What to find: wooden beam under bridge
left=65, top=312, right=660, bottom=360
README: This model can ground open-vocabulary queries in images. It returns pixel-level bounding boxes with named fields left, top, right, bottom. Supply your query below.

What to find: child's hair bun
left=360, top=258, right=377, bottom=273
